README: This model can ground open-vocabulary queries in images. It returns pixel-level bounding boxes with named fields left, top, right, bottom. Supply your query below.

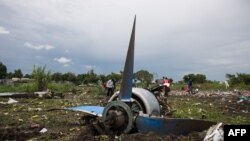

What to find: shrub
left=32, top=65, right=51, bottom=91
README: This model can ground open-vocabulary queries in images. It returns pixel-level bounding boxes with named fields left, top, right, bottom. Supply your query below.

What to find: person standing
left=106, top=79, right=114, bottom=97
left=112, top=79, right=117, bottom=94
left=162, top=76, right=171, bottom=97
left=188, top=79, right=193, bottom=94
left=224, top=80, right=229, bottom=89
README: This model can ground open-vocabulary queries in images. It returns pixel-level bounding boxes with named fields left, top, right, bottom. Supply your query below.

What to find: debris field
left=0, top=86, right=250, bottom=141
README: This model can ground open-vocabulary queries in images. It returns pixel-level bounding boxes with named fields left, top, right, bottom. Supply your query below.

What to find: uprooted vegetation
left=0, top=85, right=250, bottom=141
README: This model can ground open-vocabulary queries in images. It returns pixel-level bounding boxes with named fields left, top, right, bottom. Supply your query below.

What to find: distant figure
left=112, top=79, right=117, bottom=93
left=132, top=79, right=137, bottom=87
left=106, top=79, right=114, bottom=97
left=187, top=79, right=193, bottom=94
left=162, top=77, right=171, bottom=97
left=224, top=80, right=229, bottom=89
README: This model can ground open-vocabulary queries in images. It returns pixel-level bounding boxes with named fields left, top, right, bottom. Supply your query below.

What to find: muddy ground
left=0, top=87, right=249, bottom=141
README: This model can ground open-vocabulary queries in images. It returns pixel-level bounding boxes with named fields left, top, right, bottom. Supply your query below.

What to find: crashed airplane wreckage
left=67, top=16, right=216, bottom=135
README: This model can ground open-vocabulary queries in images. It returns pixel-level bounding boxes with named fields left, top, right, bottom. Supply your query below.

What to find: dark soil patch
left=0, top=126, right=43, bottom=141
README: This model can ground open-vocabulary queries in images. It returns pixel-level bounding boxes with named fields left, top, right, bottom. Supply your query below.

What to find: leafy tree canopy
left=183, top=73, right=207, bottom=83
left=134, top=70, right=153, bottom=87
left=13, top=69, right=23, bottom=78
left=0, top=62, right=7, bottom=79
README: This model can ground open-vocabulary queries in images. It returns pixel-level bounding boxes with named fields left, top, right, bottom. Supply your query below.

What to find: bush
left=32, top=65, right=51, bottom=91
left=48, top=82, right=75, bottom=92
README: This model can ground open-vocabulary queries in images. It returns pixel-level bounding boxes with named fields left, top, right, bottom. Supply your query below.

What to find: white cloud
left=0, top=26, right=9, bottom=34
left=24, top=42, right=55, bottom=50
left=85, top=65, right=96, bottom=70
left=54, top=57, right=72, bottom=67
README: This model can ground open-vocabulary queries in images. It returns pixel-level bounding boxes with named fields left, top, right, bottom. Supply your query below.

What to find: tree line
left=1, top=61, right=249, bottom=88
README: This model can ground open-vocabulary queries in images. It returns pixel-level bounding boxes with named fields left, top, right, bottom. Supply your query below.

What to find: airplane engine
left=102, top=88, right=161, bottom=134
left=108, top=88, right=161, bottom=116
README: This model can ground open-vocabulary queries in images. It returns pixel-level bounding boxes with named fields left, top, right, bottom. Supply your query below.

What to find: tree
left=106, top=72, right=122, bottom=82
left=134, top=70, right=153, bottom=88
left=0, top=62, right=7, bottom=79
left=237, top=73, right=250, bottom=85
left=226, top=74, right=238, bottom=85
left=87, top=69, right=95, bottom=75
left=76, top=74, right=86, bottom=84
left=62, top=72, right=77, bottom=83
left=13, top=69, right=23, bottom=78
left=84, top=73, right=99, bottom=84
left=24, top=74, right=31, bottom=78
left=52, top=72, right=63, bottom=82
left=7, top=72, right=13, bottom=79
left=226, top=73, right=250, bottom=85
left=183, top=73, right=206, bottom=83
left=98, top=74, right=107, bottom=83
left=32, top=65, right=51, bottom=91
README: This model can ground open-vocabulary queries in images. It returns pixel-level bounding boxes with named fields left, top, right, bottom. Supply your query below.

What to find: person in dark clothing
left=188, top=79, right=193, bottom=94
left=112, top=79, right=117, bottom=94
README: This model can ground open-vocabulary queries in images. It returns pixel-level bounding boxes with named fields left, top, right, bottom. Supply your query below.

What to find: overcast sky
left=0, top=0, right=249, bottom=81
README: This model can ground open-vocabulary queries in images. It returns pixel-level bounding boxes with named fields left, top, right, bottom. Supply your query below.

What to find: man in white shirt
left=106, top=79, right=114, bottom=97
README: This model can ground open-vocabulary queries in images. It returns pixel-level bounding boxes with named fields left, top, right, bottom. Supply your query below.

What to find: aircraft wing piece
left=67, top=106, right=104, bottom=117
left=136, top=115, right=216, bottom=135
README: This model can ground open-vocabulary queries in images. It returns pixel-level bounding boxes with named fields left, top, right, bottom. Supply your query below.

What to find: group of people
left=104, top=76, right=194, bottom=97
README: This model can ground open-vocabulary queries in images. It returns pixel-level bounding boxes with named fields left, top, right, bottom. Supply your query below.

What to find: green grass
left=0, top=82, right=75, bottom=93
left=48, top=82, right=75, bottom=93
left=168, top=95, right=250, bottom=124
left=0, top=83, right=37, bottom=93
left=233, top=83, right=250, bottom=90
left=1, top=82, right=249, bottom=93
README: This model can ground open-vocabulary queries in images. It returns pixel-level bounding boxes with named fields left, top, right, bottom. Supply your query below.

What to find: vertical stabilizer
left=119, top=16, right=136, bottom=101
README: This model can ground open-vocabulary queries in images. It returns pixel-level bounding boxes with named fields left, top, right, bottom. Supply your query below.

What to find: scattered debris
left=242, top=110, right=248, bottom=114
left=28, top=107, right=43, bottom=111
left=8, top=98, right=18, bottom=104
left=0, top=98, right=18, bottom=104
left=194, top=102, right=201, bottom=106
left=1, top=88, right=249, bottom=140
left=237, top=99, right=244, bottom=104
left=18, top=119, right=24, bottom=122
left=31, top=123, right=40, bottom=128
left=0, top=93, right=36, bottom=98
left=204, top=122, right=224, bottom=141
left=32, top=115, right=40, bottom=119
left=42, top=115, right=48, bottom=120
left=69, top=127, right=80, bottom=131
left=0, top=91, right=64, bottom=99
left=239, top=96, right=250, bottom=102
left=40, top=128, right=48, bottom=133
